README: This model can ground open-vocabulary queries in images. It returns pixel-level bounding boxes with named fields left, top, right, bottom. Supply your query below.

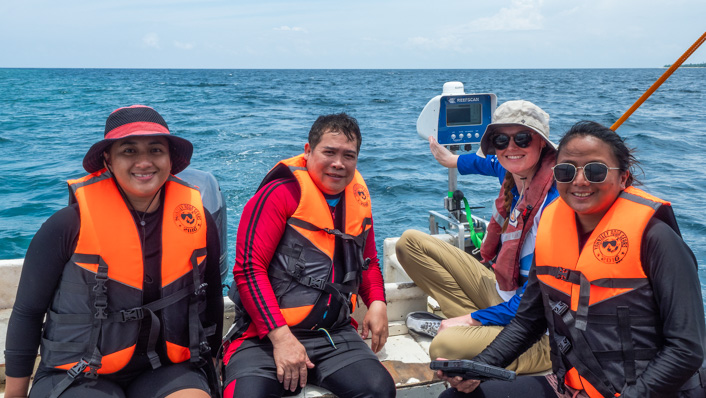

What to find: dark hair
left=308, top=113, right=362, bottom=153
left=558, top=121, right=640, bottom=187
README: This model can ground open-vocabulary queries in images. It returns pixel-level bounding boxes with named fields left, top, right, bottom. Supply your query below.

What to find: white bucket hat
left=479, top=100, right=557, bottom=157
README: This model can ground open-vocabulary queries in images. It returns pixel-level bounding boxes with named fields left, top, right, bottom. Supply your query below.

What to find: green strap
left=448, top=191, right=485, bottom=249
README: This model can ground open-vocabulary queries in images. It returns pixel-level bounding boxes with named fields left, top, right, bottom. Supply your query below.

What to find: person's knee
left=396, top=229, right=429, bottom=264
left=322, top=360, right=395, bottom=398
left=229, top=376, right=283, bottom=398
left=223, top=380, right=235, bottom=398
left=374, top=384, right=396, bottom=398
left=396, top=229, right=420, bottom=257
left=357, top=372, right=395, bottom=398
left=165, top=389, right=210, bottom=398
left=429, top=328, right=486, bottom=360
left=430, top=332, right=457, bottom=360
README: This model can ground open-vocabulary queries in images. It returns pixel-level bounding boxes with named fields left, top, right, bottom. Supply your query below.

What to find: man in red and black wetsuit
left=222, top=113, right=395, bottom=398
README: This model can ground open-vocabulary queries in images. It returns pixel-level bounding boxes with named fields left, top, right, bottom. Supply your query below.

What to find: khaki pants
left=395, top=229, right=551, bottom=374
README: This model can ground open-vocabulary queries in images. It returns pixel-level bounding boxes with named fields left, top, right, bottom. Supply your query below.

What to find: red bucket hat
left=83, top=105, right=193, bottom=174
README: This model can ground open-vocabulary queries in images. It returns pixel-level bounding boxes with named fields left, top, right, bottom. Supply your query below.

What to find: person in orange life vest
left=4, top=105, right=224, bottom=398
left=222, top=113, right=395, bottom=398
left=396, top=100, right=556, bottom=373
left=439, top=121, right=706, bottom=398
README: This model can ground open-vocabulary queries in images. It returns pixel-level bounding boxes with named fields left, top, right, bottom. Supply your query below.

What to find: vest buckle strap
left=92, top=283, right=108, bottom=294
left=67, top=357, right=100, bottom=379
left=194, top=282, right=208, bottom=296
left=85, top=364, right=99, bottom=379
left=556, top=335, right=572, bottom=355
left=552, top=301, right=569, bottom=316
left=300, top=276, right=325, bottom=290
left=556, top=267, right=569, bottom=281
left=292, top=262, right=305, bottom=278
left=120, top=308, right=144, bottom=322
left=94, top=271, right=108, bottom=283
left=323, top=227, right=338, bottom=236
left=93, top=262, right=109, bottom=319
left=67, top=358, right=89, bottom=378
left=94, top=296, right=108, bottom=319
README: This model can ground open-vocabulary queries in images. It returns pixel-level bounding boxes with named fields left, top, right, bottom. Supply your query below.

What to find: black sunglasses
left=491, top=131, right=534, bottom=150
left=553, top=162, right=621, bottom=183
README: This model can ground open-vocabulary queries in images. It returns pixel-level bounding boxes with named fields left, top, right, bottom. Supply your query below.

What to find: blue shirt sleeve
left=470, top=281, right=526, bottom=326
left=456, top=153, right=506, bottom=185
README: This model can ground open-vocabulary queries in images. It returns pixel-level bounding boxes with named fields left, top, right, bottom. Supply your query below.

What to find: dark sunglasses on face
left=491, top=131, right=534, bottom=150
left=553, top=162, right=621, bottom=183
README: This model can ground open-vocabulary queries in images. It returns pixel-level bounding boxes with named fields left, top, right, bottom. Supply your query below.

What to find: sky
left=1, top=0, right=705, bottom=69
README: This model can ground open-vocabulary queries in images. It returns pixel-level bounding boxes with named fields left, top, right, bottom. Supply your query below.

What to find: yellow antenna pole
left=611, top=31, right=706, bottom=131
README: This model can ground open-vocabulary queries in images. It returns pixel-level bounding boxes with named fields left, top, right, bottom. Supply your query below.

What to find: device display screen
left=446, top=103, right=482, bottom=126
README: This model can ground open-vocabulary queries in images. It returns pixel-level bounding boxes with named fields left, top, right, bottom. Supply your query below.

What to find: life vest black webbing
left=546, top=297, right=618, bottom=398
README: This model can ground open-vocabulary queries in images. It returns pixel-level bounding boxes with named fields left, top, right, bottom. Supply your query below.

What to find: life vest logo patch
left=593, top=229, right=629, bottom=264
left=353, top=184, right=370, bottom=207
left=173, top=204, right=203, bottom=234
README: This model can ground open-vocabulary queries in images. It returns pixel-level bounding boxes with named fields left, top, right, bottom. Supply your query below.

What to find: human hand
left=438, top=314, right=481, bottom=334
left=361, top=300, right=388, bottom=353
left=429, top=136, right=459, bottom=168
left=268, top=325, right=315, bottom=391
left=434, top=357, right=482, bottom=394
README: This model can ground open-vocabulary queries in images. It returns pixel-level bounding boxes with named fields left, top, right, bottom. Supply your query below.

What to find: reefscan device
left=417, top=82, right=496, bottom=146
left=418, top=82, right=495, bottom=252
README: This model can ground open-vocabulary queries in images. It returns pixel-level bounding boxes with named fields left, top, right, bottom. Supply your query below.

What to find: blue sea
left=1, top=68, right=705, bottom=308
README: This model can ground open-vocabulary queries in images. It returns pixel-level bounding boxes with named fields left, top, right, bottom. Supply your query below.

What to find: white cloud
left=174, top=41, right=195, bottom=50
left=406, top=35, right=469, bottom=53
left=274, top=26, right=307, bottom=32
left=465, top=0, right=545, bottom=32
left=142, top=33, right=160, bottom=49
left=408, top=37, right=434, bottom=47
left=404, top=0, right=545, bottom=54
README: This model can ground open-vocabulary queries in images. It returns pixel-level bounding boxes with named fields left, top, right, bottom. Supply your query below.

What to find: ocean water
left=1, top=68, right=705, bottom=308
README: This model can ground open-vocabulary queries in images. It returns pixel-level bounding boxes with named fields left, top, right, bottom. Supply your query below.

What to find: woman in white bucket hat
left=397, top=100, right=557, bottom=375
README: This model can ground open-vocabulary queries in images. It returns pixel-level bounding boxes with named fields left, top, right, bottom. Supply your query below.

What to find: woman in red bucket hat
left=5, top=105, right=223, bottom=398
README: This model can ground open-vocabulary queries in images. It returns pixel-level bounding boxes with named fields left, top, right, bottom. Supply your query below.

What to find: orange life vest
left=260, top=154, right=373, bottom=328
left=535, top=186, right=678, bottom=397
left=41, top=170, right=209, bottom=378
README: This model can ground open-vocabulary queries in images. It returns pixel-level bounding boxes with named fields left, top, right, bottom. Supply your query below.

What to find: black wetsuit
left=442, top=218, right=706, bottom=398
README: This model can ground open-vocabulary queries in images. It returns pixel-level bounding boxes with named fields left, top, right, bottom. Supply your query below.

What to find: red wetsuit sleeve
left=358, top=219, right=386, bottom=307
left=233, top=179, right=299, bottom=338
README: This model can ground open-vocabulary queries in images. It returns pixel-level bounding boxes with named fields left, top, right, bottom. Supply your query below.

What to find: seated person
left=397, top=101, right=556, bottom=374
left=4, top=105, right=223, bottom=398
left=222, top=113, right=395, bottom=398
left=439, top=121, right=706, bottom=398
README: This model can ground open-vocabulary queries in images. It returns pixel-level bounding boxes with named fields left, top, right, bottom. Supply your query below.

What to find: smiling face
left=493, top=125, right=546, bottom=178
left=304, top=130, right=359, bottom=195
left=556, top=135, right=629, bottom=233
left=103, top=136, right=172, bottom=212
